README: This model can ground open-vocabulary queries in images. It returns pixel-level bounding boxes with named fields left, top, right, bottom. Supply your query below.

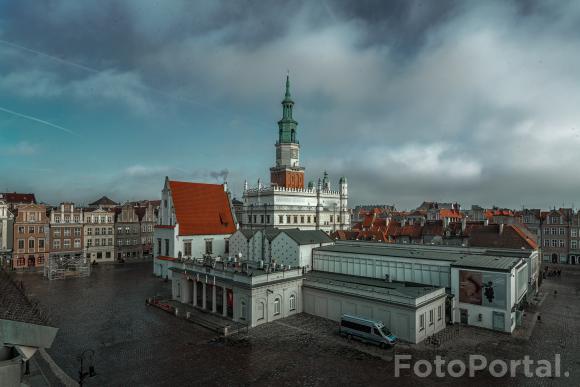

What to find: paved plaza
left=16, top=262, right=580, bottom=386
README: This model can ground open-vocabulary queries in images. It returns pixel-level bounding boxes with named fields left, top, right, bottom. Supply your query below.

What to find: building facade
left=48, top=203, right=84, bottom=262
left=12, top=204, right=49, bottom=270
left=0, top=200, right=14, bottom=268
left=84, top=207, right=115, bottom=263
left=153, top=178, right=237, bottom=279
left=241, top=76, right=350, bottom=233
left=115, top=203, right=142, bottom=260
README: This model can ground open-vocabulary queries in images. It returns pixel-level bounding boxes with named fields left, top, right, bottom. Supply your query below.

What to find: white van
left=339, top=315, right=398, bottom=347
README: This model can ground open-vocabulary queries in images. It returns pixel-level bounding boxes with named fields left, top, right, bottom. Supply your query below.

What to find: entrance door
left=571, top=256, right=577, bottom=265
left=28, top=255, right=35, bottom=267
left=552, top=253, right=558, bottom=263
left=460, top=309, right=468, bottom=324
left=493, top=311, right=505, bottom=331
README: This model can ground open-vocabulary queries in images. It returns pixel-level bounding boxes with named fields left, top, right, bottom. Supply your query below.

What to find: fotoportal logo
left=394, top=354, right=569, bottom=378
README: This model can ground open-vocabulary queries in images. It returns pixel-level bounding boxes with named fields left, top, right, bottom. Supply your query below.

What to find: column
left=192, top=279, right=197, bottom=307
left=222, top=286, right=227, bottom=317
left=202, top=282, right=207, bottom=310
left=212, top=284, right=217, bottom=313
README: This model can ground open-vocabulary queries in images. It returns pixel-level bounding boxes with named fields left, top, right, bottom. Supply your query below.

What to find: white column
left=192, top=279, right=197, bottom=307
left=212, top=285, right=217, bottom=313
left=222, top=286, right=227, bottom=317
left=202, top=282, right=207, bottom=310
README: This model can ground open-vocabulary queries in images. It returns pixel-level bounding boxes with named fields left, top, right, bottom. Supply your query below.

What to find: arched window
left=274, top=297, right=281, bottom=315
left=289, top=294, right=296, bottom=311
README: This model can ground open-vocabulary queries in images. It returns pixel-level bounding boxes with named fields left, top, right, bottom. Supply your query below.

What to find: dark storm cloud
left=2, top=0, right=580, bottom=209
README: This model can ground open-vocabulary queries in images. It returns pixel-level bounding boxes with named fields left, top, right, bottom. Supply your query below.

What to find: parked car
left=339, top=314, right=398, bottom=347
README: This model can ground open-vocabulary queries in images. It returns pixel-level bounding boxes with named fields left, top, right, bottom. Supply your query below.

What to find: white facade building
left=0, top=200, right=14, bottom=267
left=241, top=76, right=350, bottom=233
left=153, top=178, right=237, bottom=279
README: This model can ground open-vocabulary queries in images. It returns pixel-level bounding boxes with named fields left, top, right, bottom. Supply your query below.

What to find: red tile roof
left=169, top=181, right=236, bottom=236
left=469, top=224, right=536, bottom=250
left=0, top=192, right=36, bottom=204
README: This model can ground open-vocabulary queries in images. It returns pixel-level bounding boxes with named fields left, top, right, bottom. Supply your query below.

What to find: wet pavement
left=15, top=262, right=580, bottom=386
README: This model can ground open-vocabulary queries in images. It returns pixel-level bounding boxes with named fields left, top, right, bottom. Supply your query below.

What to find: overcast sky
left=1, top=0, right=579, bottom=210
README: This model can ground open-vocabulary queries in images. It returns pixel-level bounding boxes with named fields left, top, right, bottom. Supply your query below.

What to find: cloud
left=2, top=1, right=580, bottom=209
left=4, top=141, right=38, bottom=155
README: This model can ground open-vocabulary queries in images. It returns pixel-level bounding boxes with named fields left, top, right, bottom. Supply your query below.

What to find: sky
left=1, top=0, right=579, bottom=210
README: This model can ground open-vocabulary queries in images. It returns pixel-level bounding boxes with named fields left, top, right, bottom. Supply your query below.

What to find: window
left=253, top=215, right=257, bottom=224
left=95, top=239, right=101, bottom=246
left=103, top=227, right=108, bottom=235
left=117, top=227, right=122, bottom=234
left=551, top=240, right=557, bottom=247
left=257, top=302, right=265, bottom=320
left=543, top=239, right=549, bottom=247
left=29, top=226, right=35, bottom=234
left=87, top=239, right=92, bottom=248
left=544, top=228, right=549, bottom=234
left=286, top=215, right=291, bottom=224
left=559, top=240, right=565, bottom=247
left=106, top=252, right=111, bottom=259
left=95, top=228, right=101, bottom=235
left=260, top=215, right=264, bottom=224
left=429, top=310, right=434, bottom=326
left=107, top=216, right=112, bottom=223
left=572, top=229, right=578, bottom=237
left=86, top=216, right=91, bottom=223
left=274, top=298, right=281, bottom=315
left=278, top=215, right=283, bottom=224
left=551, top=227, right=556, bottom=235
left=74, top=227, right=81, bottom=236
left=74, top=215, right=80, bottom=223
left=307, top=216, right=311, bottom=223
left=38, top=239, right=45, bottom=250
left=125, top=226, right=130, bottom=234
left=164, top=239, right=169, bottom=256
left=293, top=215, right=298, bottom=224
left=419, top=314, right=425, bottom=331
left=28, top=239, right=35, bottom=249
left=37, top=256, right=44, bottom=265
left=313, top=216, right=317, bottom=223
left=87, top=227, right=92, bottom=235
left=205, top=240, right=213, bottom=255
left=63, top=239, right=71, bottom=248
left=64, top=228, right=71, bottom=237
left=108, top=238, right=113, bottom=246
left=100, top=216, right=106, bottom=223
left=54, top=229, right=61, bottom=237
left=266, top=215, right=270, bottom=224
left=330, top=215, right=334, bottom=223
left=54, top=215, right=61, bottom=223
left=437, top=305, right=442, bottom=321
left=559, top=227, right=565, bottom=235
left=184, top=241, right=192, bottom=256
left=289, top=294, right=296, bottom=311
left=157, top=239, right=162, bottom=255
left=240, top=301, right=247, bottom=320
left=53, top=239, right=61, bottom=249
left=18, top=226, right=25, bottom=234
left=247, top=214, right=252, bottom=223
left=108, top=227, right=113, bottom=235
left=97, top=252, right=102, bottom=259
left=571, top=240, right=578, bottom=249
left=64, top=215, right=70, bottom=223
left=300, top=216, right=304, bottom=223
left=18, top=239, right=24, bottom=249
left=551, top=216, right=559, bottom=224
left=117, top=239, right=123, bottom=246
left=74, top=239, right=81, bottom=248
left=225, top=239, right=230, bottom=254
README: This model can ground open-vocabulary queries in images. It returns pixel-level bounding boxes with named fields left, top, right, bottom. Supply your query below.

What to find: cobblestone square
left=17, top=262, right=580, bottom=386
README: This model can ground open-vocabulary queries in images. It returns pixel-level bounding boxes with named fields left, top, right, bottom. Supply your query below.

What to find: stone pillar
left=212, top=284, right=217, bottom=313
left=202, top=282, right=207, bottom=310
left=222, top=286, right=227, bottom=317
left=192, top=279, right=197, bottom=307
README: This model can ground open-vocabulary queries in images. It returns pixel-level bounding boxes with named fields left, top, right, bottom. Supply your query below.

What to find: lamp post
left=77, top=349, right=96, bottom=386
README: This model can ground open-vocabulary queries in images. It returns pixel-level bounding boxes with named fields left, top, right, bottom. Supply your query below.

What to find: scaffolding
left=44, top=253, right=91, bottom=280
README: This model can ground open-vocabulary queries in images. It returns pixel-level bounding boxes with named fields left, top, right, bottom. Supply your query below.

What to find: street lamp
left=77, top=349, right=96, bottom=386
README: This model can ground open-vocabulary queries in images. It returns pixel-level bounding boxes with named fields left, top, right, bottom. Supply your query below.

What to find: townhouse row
left=0, top=193, right=159, bottom=271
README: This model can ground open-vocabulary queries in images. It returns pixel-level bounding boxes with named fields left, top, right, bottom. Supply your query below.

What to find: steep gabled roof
left=469, top=224, right=537, bottom=250
left=169, top=180, right=236, bottom=236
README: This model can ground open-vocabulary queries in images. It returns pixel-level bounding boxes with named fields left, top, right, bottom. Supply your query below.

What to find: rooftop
left=0, top=271, right=53, bottom=326
left=281, top=228, right=334, bottom=245
left=169, top=180, right=236, bottom=236
left=451, top=255, right=524, bottom=272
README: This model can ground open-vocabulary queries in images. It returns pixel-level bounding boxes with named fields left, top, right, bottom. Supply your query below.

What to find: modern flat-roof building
left=312, top=241, right=535, bottom=333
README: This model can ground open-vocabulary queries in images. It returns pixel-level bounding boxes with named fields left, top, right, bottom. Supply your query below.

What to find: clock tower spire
left=270, top=73, right=305, bottom=189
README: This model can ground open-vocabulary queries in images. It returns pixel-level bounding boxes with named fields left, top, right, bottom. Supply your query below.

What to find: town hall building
left=241, top=75, right=350, bottom=233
